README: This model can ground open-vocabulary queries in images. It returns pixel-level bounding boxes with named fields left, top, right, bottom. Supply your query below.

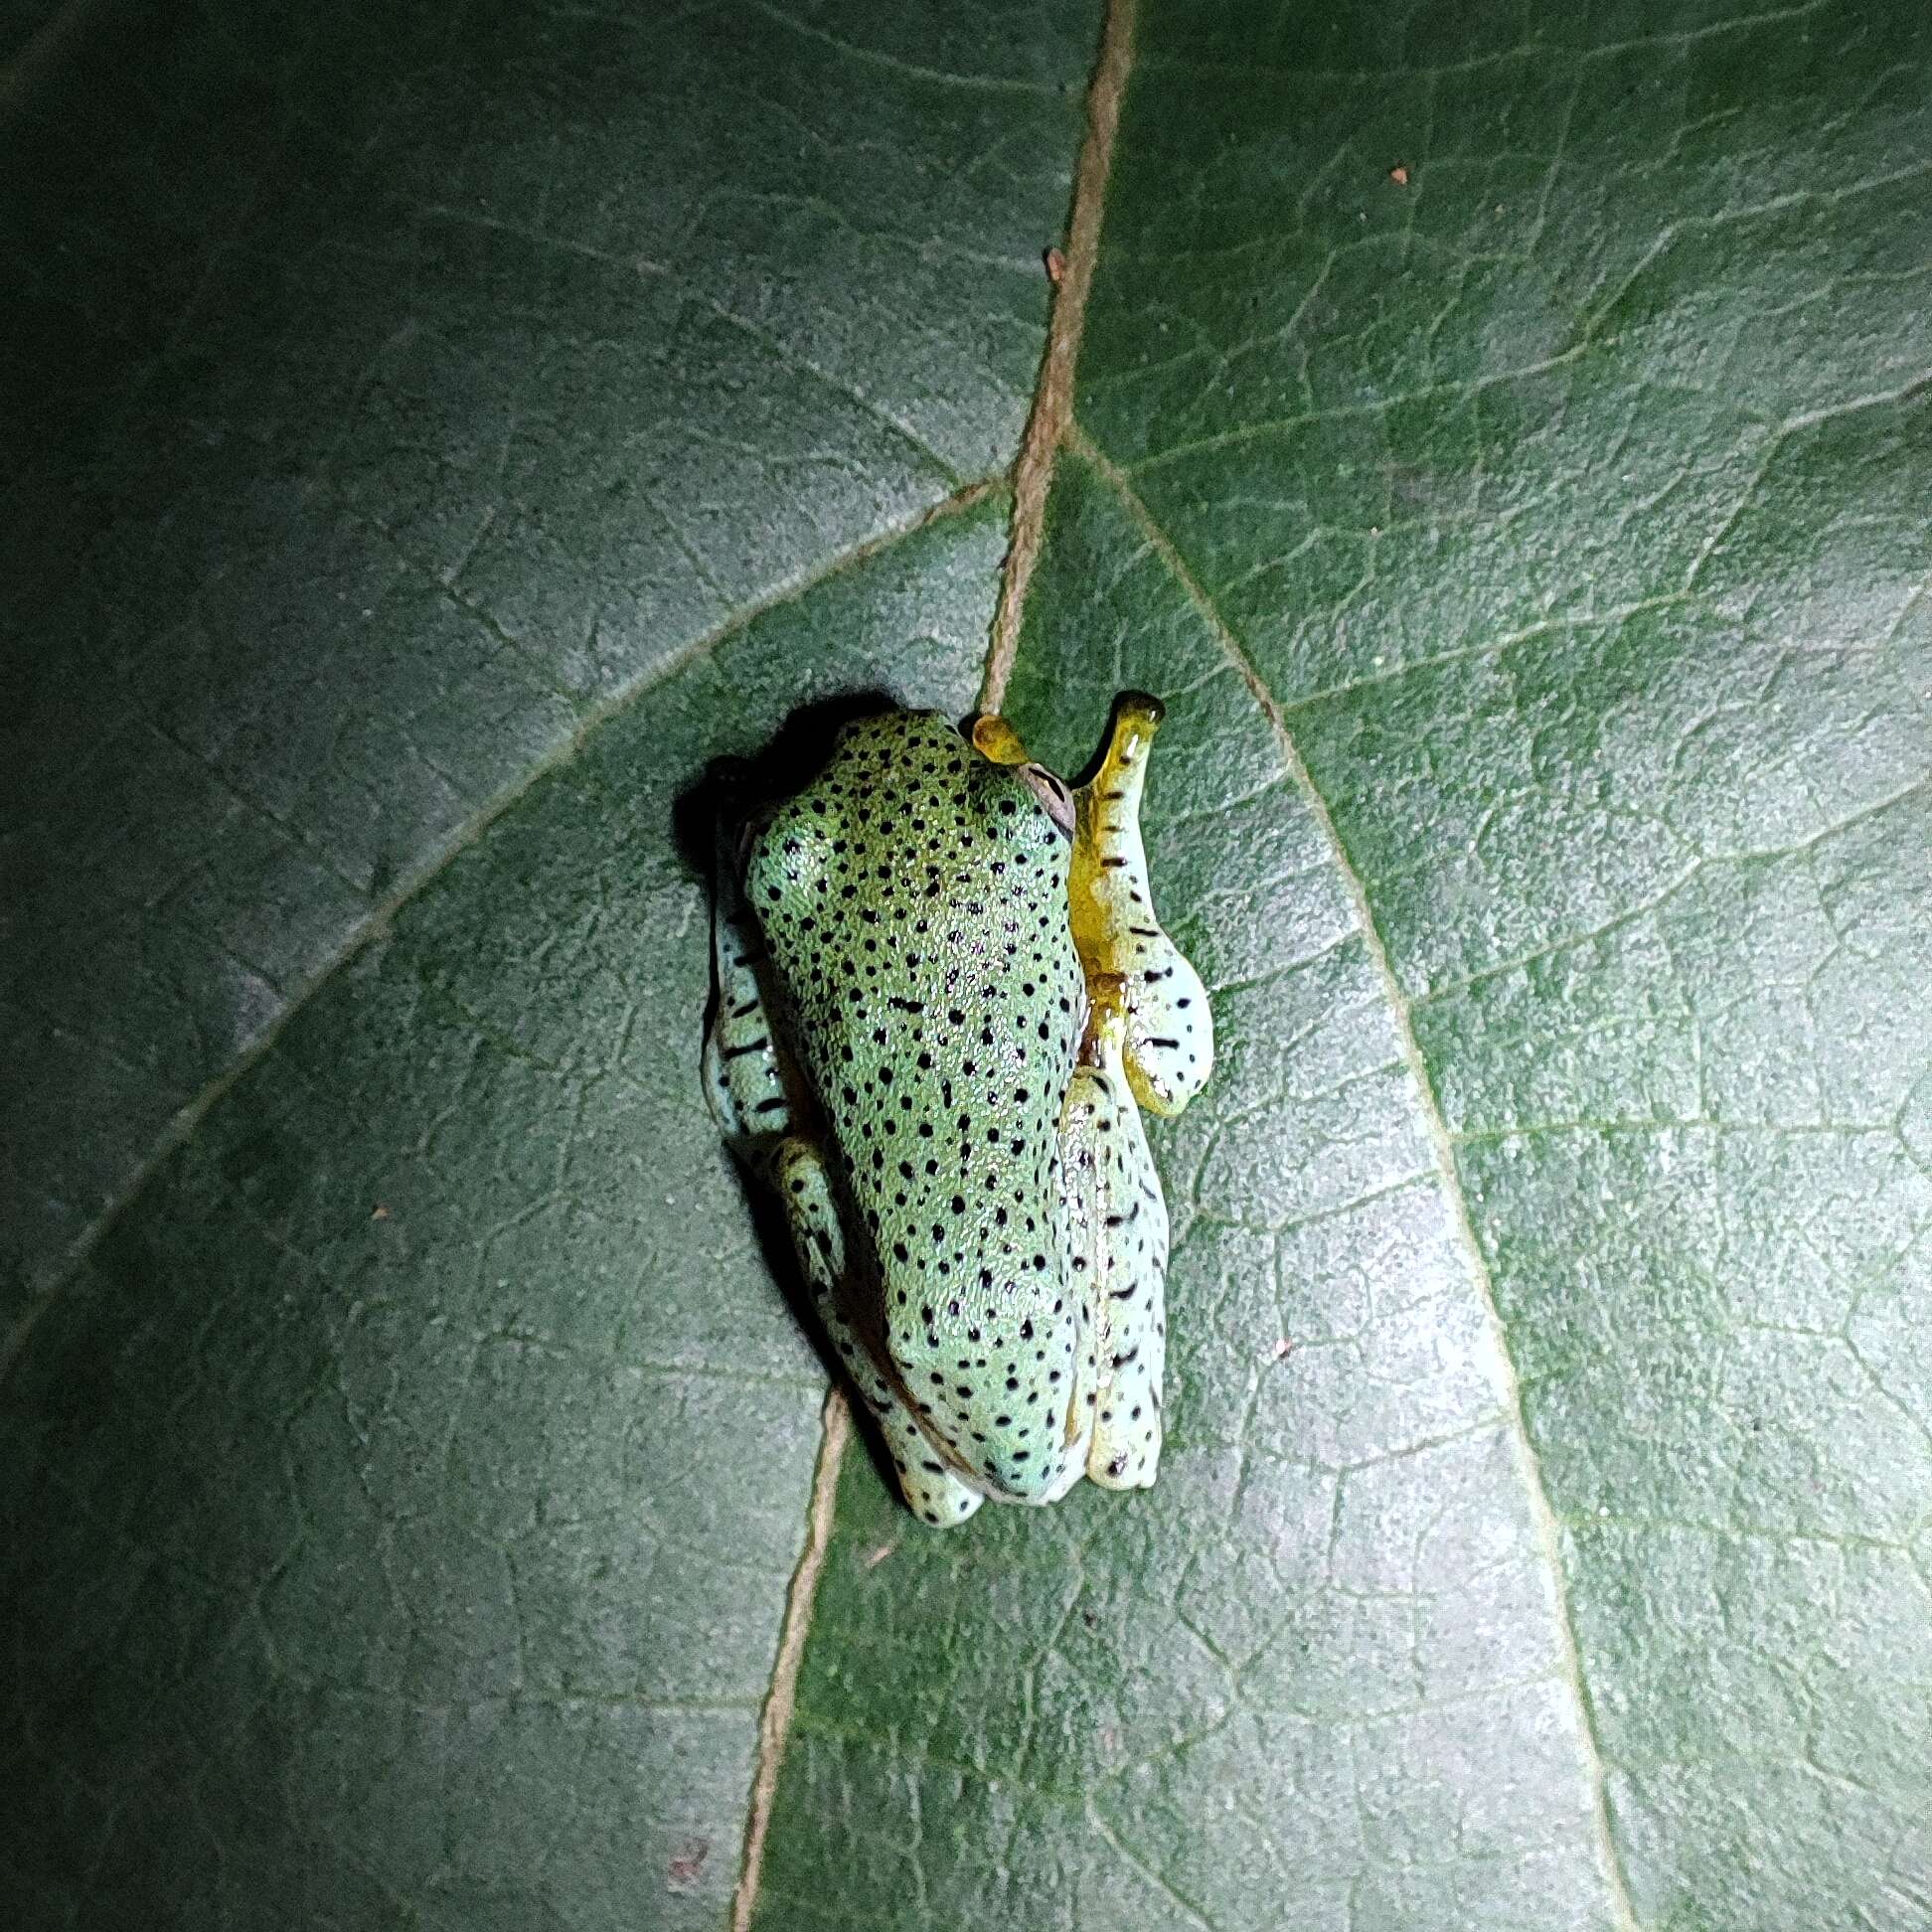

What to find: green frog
left=704, top=695, right=1211, bottom=1525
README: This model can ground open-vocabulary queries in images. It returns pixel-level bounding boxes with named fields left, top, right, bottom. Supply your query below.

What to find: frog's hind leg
left=768, top=1139, right=985, bottom=1528
left=1069, top=693, right=1214, bottom=1118
left=703, top=817, right=800, bottom=1148
left=1067, top=982, right=1169, bottom=1490
left=705, top=825, right=981, bottom=1526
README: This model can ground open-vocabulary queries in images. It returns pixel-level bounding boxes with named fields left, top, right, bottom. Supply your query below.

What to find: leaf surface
left=4, top=2, right=1929, bottom=1929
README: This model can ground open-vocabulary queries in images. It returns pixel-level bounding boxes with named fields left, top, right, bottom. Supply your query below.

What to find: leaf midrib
left=728, top=0, right=1139, bottom=1917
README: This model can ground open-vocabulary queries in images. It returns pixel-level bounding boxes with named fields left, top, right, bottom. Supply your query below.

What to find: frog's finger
left=767, top=1138, right=985, bottom=1528
left=702, top=819, right=797, bottom=1147
left=1067, top=985, right=1168, bottom=1491
left=1069, top=692, right=1213, bottom=1118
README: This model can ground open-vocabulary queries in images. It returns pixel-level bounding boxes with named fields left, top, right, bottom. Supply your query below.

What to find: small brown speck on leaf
left=667, top=1840, right=710, bottom=1888
left=371, top=1204, right=391, bottom=1221
left=1045, top=245, right=1067, bottom=284
left=862, top=1541, right=896, bottom=1570
left=1271, top=1337, right=1296, bottom=1362
left=1388, top=164, right=1410, bottom=186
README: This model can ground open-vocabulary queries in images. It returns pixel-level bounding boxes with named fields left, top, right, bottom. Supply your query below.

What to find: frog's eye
left=1019, top=764, right=1076, bottom=841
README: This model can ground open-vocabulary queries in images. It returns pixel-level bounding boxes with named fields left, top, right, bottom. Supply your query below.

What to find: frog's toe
left=1122, top=952, right=1212, bottom=1119
left=889, top=1443, right=985, bottom=1527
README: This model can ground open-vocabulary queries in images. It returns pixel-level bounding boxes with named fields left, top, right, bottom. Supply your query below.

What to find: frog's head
left=741, top=707, right=1074, bottom=911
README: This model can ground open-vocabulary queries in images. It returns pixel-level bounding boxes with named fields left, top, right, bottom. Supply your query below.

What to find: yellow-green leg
left=1068, top=693, right=1214, bottom=1119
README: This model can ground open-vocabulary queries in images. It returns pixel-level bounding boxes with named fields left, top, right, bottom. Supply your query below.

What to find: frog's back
left=747, top=710, right=1087, bottom=1501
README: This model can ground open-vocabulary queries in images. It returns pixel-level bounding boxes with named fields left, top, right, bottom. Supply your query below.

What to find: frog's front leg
left=1068, top=693, right=1213, bottom=1118
left=705, top=836, right=983, bottom=1527
left=1062, top=978, right=1169, bottom=1490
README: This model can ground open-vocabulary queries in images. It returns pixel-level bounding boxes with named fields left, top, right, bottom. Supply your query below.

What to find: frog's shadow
left=671, top=687, right=923, bottom=1509
left=669, top=687, right=902, bottom=882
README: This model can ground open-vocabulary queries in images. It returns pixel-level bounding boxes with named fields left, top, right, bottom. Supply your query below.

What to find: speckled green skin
left=705, top=700, right=1209, bottom=1524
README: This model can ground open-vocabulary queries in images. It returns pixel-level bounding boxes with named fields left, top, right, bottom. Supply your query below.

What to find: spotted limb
left=1061, top=975, right=1169, bottom=1489
left=1068, top=692, right=1214, bottom=1118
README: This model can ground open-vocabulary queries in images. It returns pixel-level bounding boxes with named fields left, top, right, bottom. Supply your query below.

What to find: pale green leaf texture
left=3, top=3, right=1928, bottom=1931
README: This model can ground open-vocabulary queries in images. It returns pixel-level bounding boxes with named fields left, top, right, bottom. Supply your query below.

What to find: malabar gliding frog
left=704, top=695, right=1211, bottom=1525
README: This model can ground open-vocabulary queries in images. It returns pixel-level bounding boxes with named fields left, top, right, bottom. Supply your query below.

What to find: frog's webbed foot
left=1064, top=980, right=1169, bottom=1490
left=1069, top=693, right=1213, bottom=1118
left=767, top=1139, right=984, bottom=1528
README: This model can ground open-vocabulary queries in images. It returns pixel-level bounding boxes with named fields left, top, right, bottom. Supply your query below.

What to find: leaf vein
left=0, top=475, right=1002, bottom=1385
left=1068, top=420, right=1646, bottom=1932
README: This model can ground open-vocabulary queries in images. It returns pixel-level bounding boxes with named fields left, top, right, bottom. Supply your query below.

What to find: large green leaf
left=1, top=0, right=1092, bottom=1304
left=4, top=3, right=1927, bottom=1930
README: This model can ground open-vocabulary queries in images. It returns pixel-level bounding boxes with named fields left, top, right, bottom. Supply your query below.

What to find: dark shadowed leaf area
left=2, top=2, right=1927, bottom=1928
